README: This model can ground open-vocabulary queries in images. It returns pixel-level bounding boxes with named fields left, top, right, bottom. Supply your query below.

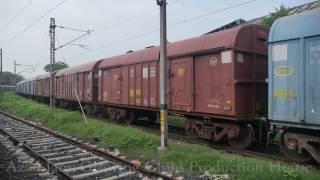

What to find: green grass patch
left=168, top=115, right=186, bottom=127
left=1, top=92, right=320, bottom=180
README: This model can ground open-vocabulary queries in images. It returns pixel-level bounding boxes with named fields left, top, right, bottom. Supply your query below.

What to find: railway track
left=131, top=121, right=320, bottom=170
left=0, top=111, right=175, bottom=180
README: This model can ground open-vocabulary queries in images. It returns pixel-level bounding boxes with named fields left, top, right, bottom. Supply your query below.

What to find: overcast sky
left=0, top=0, right=315, bottom=78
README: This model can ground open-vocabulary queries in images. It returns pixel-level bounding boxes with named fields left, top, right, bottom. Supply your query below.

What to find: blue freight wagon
left=268, top=9, right=320, bottom=163
left=16, top=77, right=37, bottom=97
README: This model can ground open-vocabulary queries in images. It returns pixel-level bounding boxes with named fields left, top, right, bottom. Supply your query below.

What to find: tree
left=43, top=61, right=69, bottom=72
left=0, top=71, right=24, bottom=86
left=261, top=5, right=290, bottom=29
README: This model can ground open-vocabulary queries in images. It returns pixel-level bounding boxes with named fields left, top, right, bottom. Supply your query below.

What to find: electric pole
left=157, top=0, right=168, bottom=149
left=13, top=60, right=21, bottom=85
left=14, top=60, right=17, bottom=74
left=49, top=18, right=56, bottom=109
left=0, top=48, right=3, bottom=100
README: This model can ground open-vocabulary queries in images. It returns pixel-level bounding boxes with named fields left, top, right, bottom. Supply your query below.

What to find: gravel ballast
left=0, top=140, right=47, bottom=180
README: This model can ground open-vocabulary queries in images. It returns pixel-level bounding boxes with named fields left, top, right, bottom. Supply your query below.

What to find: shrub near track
left=1, top=92, right=320, bottom=180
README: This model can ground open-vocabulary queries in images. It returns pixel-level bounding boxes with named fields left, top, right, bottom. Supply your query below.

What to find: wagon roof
left=55, top=68, right=70, bottom=76
left=36, top=73, right=50, bottom=80
left=98, top=25, right=247, bottom=69
left=16, top=80, right=26, bottom=84
left=269, top=8, right=320, bottom=43
left=26, top=76, right=36, bottom=81
left=65, top=60, right=101, bottom=75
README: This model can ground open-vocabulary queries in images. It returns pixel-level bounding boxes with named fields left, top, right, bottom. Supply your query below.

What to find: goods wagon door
left=121, top=66, right=129, bottom=105
left=83, top=72, right=92, bottom=102
left=45, top=79, right=50, bottom=97
left=102, top=70, right=111, bottom=102
left=77, top=74, right=84, bottom=101
left=169, top=57, right=193, bottom=111
left=142, top=63, right=150, bottom=107
left=269, top=40, right=304, bottom=122
left=306, top=37, right=320, bottom=124
left=149, top=62, right=158, bottom=107
left=111, top=68, right=122, bottom=104
left=129, top=65, right=135, bottom=105
left=135, top=64, right=142, bottom=106
left=194, top=52, right=235, bottom=116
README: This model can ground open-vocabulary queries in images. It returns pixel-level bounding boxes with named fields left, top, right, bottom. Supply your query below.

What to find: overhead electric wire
left=56, top=33, right=67, bottom=62
left=56, top=25, right=89, bottom=33
left=97, top=0, right=180, bottom=33
left=67, top=0, right=181, bottom=59
left=1, top=0, right=68, bottom=47
left=89, top=0, right=258, bottom=53
left=170, top=0, right=257, bottom=26
left=94, top=29, right=158, bottom=52
left=35, top=33, right=49, bottom=68
left=55, top=29, right=94, bottom=50
left=0, top=0, right=32, bottom=36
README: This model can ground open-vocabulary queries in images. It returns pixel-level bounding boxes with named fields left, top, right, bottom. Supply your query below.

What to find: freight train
left=16, top=9, right=320, bottom=163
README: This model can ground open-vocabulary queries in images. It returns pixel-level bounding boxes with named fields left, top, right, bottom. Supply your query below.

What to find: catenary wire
left=56, top=25, right=89, bottom=33
left=56, top=33, right=67, bottom=62
left=0, top=0, right=68, bottom=48
left=72, top=0, right=258, bottom=58
left=35, top=33, right=49, bottom=69
left=96, top=0, right=181, bottom=33
left=0, top=0, right=33, bottom=36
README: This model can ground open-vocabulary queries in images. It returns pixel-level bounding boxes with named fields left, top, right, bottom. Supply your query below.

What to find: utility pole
left=157, top=0, right=168, bottom=149
left=0, top=48, right=3, bottom=100
left=13, top=60, right=20, bottom=85
left=14, top=60, right=17, bottom=74
left=49, top=18, right=56, bottom=109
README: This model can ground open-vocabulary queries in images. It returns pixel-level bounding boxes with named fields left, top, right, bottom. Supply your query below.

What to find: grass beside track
left=0, top=92, right=320, bottom=180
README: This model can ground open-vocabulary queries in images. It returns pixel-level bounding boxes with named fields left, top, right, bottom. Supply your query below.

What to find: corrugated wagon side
left=96, top=24, right=269, bottom=149
left=268, top=9, right=320, bottom=163
left=55, top=60, right=102, bottom=112
left=35, top=73, right=50, bottom=102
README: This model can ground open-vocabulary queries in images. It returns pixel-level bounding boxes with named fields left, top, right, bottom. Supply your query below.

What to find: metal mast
left=157, top=0, right=168, bottom=149
left=49, top=18, right=56, bottom=108
left=0, top=48, right=2, bottom=100
left=13, top=60, right=16, bottom=86
left=13, top=60, right=20, bottom=85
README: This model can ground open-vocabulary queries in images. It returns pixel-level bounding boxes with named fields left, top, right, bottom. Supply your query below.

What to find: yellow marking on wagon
left=177, top=68, right=184, bottom=77
left=273, top=89, right=294, bottom=100
left=274, top=66, right=294, bottom=77
left=135, top=89, right=141, bottom=97
left=103, top=91, right=108, bottom=100
left=129, top=89, right=134, bottom=97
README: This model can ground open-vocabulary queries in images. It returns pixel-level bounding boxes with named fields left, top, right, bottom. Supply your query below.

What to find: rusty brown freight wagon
left=36, top=73, right=50, bottom=98
left=55, top=61, right=102, bottom=108
left=35, top=24, right=268, bottom=149
left=56, top=68, right=68, bottom=100
left=95, top=24, right=268, bottom=149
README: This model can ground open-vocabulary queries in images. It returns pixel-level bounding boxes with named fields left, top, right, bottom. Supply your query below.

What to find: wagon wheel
left=228, top=125, right=253, bottom=150
left=280, top=130, right=312, bottom=163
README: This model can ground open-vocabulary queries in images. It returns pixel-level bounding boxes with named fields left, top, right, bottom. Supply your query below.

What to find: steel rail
left=0, top=111, right=176, bottom=180
left=130, top=121, right=320, bottom=170
left=0, top=128, right=73, bottom=179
